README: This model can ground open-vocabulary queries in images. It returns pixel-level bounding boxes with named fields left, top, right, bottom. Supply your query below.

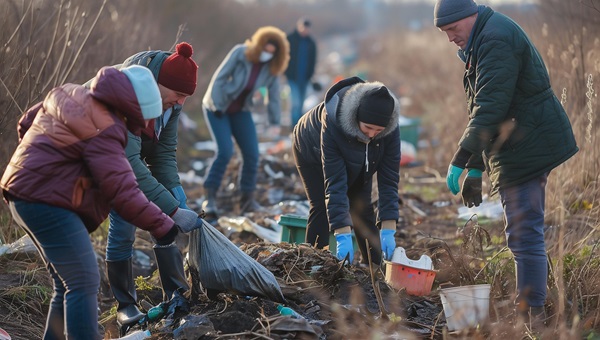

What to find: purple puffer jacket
left=1, top=67, right=174, bottom=237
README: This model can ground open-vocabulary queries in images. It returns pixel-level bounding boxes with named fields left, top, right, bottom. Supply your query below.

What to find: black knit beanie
left=434, top=0, right=478, bottom=27
left=357, top=86, right=395, bottom=127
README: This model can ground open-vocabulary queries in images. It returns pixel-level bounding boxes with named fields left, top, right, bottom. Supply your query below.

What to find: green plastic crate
left=278, top=214, right=357, bottom=254
left=399, top=118, right=421, bottom=147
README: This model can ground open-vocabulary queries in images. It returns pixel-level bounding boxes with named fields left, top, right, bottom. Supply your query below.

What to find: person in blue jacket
left=292, top=77, right=401, bottom=265
left=434, top=0, right=578, bottom=329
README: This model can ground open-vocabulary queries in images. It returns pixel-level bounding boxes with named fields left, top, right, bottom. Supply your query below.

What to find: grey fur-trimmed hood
left=325, top=78, right=401, bottom=141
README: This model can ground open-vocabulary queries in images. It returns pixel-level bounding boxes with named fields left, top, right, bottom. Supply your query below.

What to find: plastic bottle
left=113, top=329, right=151, bottom=340
left=146, top=303, right=165, bottom=321
left=277, top=305, right=304, bottom=319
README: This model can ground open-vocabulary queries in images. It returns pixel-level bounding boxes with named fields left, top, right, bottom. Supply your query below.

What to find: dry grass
left=1, top=1, right=600, bottom=339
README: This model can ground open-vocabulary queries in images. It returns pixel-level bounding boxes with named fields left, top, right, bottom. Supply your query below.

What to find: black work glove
left=214, top=110, right=223, bottom=118
left=153, top=225, right=180, bottom=246
left=461, top=169, right=483, bottom=208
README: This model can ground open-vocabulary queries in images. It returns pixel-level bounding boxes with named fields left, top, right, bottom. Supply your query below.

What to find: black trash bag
left=188, top=219, right=286, bottom=303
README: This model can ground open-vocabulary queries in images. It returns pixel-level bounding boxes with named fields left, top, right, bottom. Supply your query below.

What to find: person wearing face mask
left=202, top=26, right=290, bottom=216
left=292, top=77, right=402, bottom=265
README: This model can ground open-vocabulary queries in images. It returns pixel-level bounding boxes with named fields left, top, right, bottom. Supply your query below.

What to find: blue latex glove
left=446, top=165, right=465, bottom=195
left=380, top=229, right=396, bottom=261
left=335, top=233, right=354, bottom=263
left=170, top=185, right=190, bottom=209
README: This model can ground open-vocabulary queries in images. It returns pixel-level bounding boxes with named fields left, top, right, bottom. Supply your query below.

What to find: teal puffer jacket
left=458, top=6, right=578, bottom=193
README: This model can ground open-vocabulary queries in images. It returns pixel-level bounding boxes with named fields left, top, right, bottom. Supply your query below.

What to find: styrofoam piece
left=391, top=247, right=433, bottom=270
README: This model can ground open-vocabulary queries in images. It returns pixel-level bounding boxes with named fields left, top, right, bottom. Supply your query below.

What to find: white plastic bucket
left=439, top=284, right=491, bottom=331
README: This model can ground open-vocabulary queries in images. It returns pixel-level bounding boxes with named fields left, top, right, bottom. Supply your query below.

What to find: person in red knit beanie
left=84, top=42, right=201, bottom=336
left=158, top=42, right=198, bottom=95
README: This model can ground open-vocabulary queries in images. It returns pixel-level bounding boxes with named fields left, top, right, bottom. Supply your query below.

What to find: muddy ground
left=0, top=145, right=530, bottom=339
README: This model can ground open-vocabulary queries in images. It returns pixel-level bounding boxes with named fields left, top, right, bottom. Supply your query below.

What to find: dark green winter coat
left=119, top=51, right=184, bottom=215
left=457, top=6, right=578, bottom=193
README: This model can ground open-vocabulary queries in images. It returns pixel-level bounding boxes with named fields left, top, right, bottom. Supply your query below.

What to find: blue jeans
left=8, top=199, right=101, bottom=340
left=288, top=80, right=309, bottom=129
left=105, top=210, right=136, bottom=262
left=499, top=173, right=549, bottom=308
left=203, top=109, right=259, bottom=193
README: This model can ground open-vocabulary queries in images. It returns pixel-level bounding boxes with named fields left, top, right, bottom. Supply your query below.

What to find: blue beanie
left=121, top=65, right=163, bottom=120
left=434, top=0, right=478, bottom=27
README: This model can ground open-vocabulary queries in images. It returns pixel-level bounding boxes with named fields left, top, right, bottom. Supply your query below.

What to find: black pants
left=293, top=144, right=382, bottom=264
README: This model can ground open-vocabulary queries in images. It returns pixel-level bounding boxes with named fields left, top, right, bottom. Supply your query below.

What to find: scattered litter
left=0, top=234, right=37, bottom=257
left=457, top=197, right=503, bottom=221
left=406, top=199, right=427, bottom=217
left=111, top=329, right=150, bottom=340
left=267, top=188, right=285, bottom=204
left=218, top=216, right=281, bottom=243
left=433, top=201, right=451, bottom=208
left=400, top=141, right=417, bottom=166
left=178, top=169, right=203, bottom=185
left=264, top=163, right=285, bottom=179
left=172, top=315, right=215, bottom=340
left=193, top=140, right=216, bottom=152
left=132, top=249, right=152, bottom=270
left=277, top=200, right=310, bottom=216
left=277, top=304, right=304, bottom=319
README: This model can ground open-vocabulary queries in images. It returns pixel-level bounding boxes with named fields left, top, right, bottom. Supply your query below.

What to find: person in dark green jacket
left=98, top=42, right=201, bottom=335
left=434, top=0, right=578, bottom=329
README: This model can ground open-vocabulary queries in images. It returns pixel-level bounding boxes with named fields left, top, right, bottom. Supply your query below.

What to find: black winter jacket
left=293, top=77, right=401, bottom=231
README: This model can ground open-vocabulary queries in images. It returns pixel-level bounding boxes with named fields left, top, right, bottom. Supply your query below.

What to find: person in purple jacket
left=0, top=65, right=194, bottom=340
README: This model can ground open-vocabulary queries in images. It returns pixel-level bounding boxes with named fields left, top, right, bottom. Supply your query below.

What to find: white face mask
left=259, top=51, right=274, bottom=63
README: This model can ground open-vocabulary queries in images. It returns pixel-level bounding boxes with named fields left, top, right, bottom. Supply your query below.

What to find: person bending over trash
left=0, top=66, right=188, bottom=340
left=292, top=76, right=401, bottom=265
left=87, top=42, right=202, bottom=335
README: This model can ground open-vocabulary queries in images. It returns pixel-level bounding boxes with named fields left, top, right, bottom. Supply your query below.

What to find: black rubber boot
left=153, top=244, right=190, bottom=301
left=530, top=306, right=547, bottom=332
left=240, top=191, right=264, bottom=213
left=106, top=259, right=145, bottom=336
left=202, top=187, right=218, bottom=216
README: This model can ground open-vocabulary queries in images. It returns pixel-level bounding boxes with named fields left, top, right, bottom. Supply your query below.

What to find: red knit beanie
left=158, top=42, right=198, bottom=95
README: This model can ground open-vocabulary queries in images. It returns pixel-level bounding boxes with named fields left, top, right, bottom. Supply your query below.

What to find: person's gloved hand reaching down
left=170, top=208, right=203, bottom=233
left=461, top=169, right=483, bottom=207
left=380, top=220, right=397, bottom=261
left=335, top=226, right=354, bottom=263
